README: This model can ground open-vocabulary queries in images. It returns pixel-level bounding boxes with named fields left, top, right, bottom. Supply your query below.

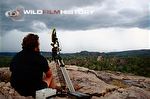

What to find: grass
left=111, top=79, right=128, bottom=88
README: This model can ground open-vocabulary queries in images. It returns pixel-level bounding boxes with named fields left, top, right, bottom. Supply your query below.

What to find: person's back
left=10, top=49, right=48, bottom=97
left=10, top=34, right=56, bottom=97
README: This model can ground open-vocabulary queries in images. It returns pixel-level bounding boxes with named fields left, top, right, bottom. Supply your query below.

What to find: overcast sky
left=0, top=0, right=150, bottom=53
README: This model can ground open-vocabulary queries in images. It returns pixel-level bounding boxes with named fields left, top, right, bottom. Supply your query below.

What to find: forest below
left=0, top=49, right=150, bottom=77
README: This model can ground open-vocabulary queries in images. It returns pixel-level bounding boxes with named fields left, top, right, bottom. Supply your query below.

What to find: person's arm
left=43, top=68, right=52, bottom=85
left=41, top=57, right=57, bottom=88
left=45, top=68, right=52, bottom=78
left=43, top=68, right=57, bottom=89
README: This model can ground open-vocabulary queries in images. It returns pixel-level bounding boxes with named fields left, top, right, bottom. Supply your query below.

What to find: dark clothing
left=10, top=49, right=49, bottom=97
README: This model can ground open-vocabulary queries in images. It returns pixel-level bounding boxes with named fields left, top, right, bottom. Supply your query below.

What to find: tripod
left=50, top=28, right=91, bottom=99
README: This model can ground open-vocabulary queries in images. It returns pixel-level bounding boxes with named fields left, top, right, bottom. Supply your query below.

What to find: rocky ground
left=0, top=61, right=150, bottom=99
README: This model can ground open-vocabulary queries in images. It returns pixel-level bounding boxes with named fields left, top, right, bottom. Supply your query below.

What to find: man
left=10, top=34, right=56, bottom=97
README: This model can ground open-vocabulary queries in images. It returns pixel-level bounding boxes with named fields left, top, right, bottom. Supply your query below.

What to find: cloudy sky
left=0, top=0, right=150, bottom=53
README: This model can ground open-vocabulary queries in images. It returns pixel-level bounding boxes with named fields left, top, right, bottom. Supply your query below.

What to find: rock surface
left=0, top=62, right=150, bottom=99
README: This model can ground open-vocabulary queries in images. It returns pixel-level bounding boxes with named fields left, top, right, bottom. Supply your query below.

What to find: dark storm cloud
left=0, top=0, right=149, bottom=36
left=0, top=0, right=47, bottom=35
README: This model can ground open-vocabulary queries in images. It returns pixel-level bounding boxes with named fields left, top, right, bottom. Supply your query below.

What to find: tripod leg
left=55, top=61, right=66, bottom=90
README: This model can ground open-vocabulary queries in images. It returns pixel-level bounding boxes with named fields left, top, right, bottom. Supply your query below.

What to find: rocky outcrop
left=0, top=68, right=34, bottom=99
left=0, top=68, right=11, bottom=82
left=0, top=62, right=150, bottom=99
left=0, top=82, right=33, bottom=99
left=65, top=65, right=150, bottom=99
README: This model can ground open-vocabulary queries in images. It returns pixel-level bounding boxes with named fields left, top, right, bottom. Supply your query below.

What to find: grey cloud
left=133, top=15, right=150, bottom=29
left=119, top=9, right=141, bottom=18
left=1, top=0, right=149, bottom=36
left=3, top=0, right=102, bottom=9
left=24, top=0, right=103, bottom=9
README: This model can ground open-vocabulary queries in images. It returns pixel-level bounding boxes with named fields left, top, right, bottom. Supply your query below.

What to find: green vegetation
left=62, top=55, right=150, bottom=77
left=111, top=79, right=128, bottom=88
left=0, top=56, right=12, bottom=67
left=0, top=50, right=150, bottom=77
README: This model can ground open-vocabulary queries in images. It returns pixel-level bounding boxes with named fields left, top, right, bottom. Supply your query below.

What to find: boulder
left=0, top=63, right=150, bottom=99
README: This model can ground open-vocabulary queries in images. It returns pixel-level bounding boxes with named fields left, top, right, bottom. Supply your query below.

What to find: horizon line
left=0, top=49, right=149, bottom=54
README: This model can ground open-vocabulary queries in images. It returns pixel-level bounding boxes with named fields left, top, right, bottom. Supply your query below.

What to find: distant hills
left=0, top=52, right=17, bottom=57
left=0, top=49, right=150, bottom=57
left=105, top=49, right=150, bottom=57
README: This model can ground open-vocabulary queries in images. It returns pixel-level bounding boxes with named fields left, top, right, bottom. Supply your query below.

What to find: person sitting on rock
left=10, top=33, right=57, bottom=97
